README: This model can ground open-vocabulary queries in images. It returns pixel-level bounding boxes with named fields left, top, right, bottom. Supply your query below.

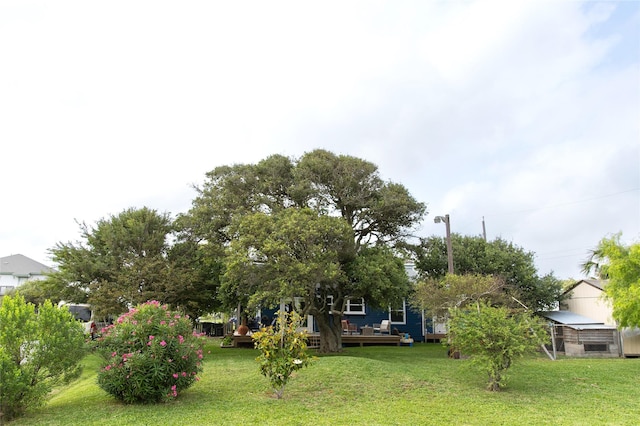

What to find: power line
left=486, top=188, right=640, bottom=217
left=537, top=253, right=589, bottom=261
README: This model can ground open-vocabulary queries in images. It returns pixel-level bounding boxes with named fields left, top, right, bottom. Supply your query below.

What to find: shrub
left=447, top=302, right=549, bottom=391
left=252, top=311, right=314, bottom=399
left=0, top=295, right=86, bottom=421
left=96, top=300, right=205, bottom=403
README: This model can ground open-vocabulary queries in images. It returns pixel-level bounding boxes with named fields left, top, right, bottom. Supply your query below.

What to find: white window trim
left=344, top=298, right=366, bottom=315
left=390, top=300, right=406, bottom=325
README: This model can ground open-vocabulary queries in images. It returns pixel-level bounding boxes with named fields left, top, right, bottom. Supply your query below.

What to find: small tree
left=412, top=274, right=508, bottom=318
left=582, top=234, right=640, bottom=328
left=96, top=300, right=205, bottom=403
left=252, top=311, right=314, bottom=399
left=0, top=295, right=86, bottom=421
left=447, top=302, right=548, bottom=391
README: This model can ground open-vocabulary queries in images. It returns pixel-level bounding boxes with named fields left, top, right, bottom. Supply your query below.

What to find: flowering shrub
left=96, top=301, right=205, bottom=403
left=252, top=311, right=314, bottom=399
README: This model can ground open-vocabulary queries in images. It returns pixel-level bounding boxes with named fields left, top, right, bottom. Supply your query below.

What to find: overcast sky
left=1, top=1, right=638, bottom=280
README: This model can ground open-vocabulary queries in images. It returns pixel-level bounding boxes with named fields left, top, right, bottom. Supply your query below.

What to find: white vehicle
left=59, top=302, right=95, bottom=335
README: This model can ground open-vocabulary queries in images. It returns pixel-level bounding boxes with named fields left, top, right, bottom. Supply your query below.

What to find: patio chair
left=348, top=323, right=359, bottom=335
left=374, top=320, right=391, bottom=334
left=341, top=320, right=349, bottom=334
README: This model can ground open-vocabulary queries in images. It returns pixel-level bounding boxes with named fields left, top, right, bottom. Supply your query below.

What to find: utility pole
left=434, top=214, right=454, bottom=274
left=482, top=216, right=487, bottom=242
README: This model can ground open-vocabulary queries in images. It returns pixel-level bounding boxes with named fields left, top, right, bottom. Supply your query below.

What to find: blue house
left=338, top=261, right=425, bottom=342
left=260, top=262, right=428, bottom=343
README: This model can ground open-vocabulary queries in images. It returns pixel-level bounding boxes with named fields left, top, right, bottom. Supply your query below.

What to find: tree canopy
left=582, top=233, right=640, bottom=328
left=184, top=150, right=425, bottom=352
left=46, top=207, right=219, bottom=320
left=415, top=234, right=564, bottom=311
left=222, top=208, right=352, bottom=312
left=411, top=274, right=509, bottom=318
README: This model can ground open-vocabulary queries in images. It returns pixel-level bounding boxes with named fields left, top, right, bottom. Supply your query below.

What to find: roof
left=562, top=279, right=605, bottom=295
left=0, top=254, right=54, bottom=276
left=540, top=311, right=617, bottom=330
left=541, top=310, right=603, bottom=325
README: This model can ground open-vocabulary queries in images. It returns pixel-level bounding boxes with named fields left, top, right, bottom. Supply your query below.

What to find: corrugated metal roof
left=564, top=323, right=617, bottom=330
left=541, top=310, right=604, bottom=325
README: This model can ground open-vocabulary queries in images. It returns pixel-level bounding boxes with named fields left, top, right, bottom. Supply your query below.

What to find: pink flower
left=182, top=372, right=187, bottom=377
left=173, top=373, right=179, bottom=379
left=178, top=335, right=184, bottom=344
left=160, top=321, right=166, bottom=325
left=160, top=340, right=167, bottom=347
left=111, top=352, right=117, bottom=357
left=149, top=335, right=155, bottom=340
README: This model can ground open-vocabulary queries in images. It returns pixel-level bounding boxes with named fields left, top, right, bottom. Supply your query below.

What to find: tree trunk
left=315, top=311, right=342, bottom=353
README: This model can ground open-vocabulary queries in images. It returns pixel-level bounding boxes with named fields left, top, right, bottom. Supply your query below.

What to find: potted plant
left=220, top=335, right=233, bottom=348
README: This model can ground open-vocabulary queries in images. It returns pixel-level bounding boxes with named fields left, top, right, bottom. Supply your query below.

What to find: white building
left=562, top=279, right=640, bottom=357
left=0, top=254, right=54, bottom=296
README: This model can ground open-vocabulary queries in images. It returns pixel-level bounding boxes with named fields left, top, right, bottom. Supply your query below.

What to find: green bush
left=0, top=295, right=86, bottom=421
left=96, top=300, right=205, bottom=403
left=447, top=302, right=549, bottom=391
left=252, top=311, right=314, bottom=399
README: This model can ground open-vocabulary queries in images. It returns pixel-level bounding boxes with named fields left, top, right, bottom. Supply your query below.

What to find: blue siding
left=343, top=306, right=424, bottom=342
left=259, top=262, right=427, bottom=341
left=262, top=305, right=425, bottom=341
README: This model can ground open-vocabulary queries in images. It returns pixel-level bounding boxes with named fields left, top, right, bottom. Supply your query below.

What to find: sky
left=1, top=1, right=638, bottom=280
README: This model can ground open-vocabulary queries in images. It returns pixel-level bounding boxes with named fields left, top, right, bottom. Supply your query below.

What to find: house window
left=390, top=300, right=406, bottom=324
left=345, top=298, right=365, bottom=315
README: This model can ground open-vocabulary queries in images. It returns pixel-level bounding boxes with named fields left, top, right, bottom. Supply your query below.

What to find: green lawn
left=10, top=340, right=640, bottom=425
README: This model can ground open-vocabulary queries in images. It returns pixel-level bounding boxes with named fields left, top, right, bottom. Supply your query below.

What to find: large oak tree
left=184, top=150, right=425, bottom=352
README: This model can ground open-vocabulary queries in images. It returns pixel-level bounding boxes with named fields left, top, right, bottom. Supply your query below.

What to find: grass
left=9, top=340, right=640, bottom=425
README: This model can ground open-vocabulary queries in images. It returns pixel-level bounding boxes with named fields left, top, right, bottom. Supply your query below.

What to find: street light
left=434, top=214, right=453, bottom=274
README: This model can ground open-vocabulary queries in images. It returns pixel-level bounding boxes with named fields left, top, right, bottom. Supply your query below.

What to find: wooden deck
left=341, top=334, right=401, bottom=347
left=425, top=333, right=446, bottom=343
left=229, top=333, right=401, bottom=348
